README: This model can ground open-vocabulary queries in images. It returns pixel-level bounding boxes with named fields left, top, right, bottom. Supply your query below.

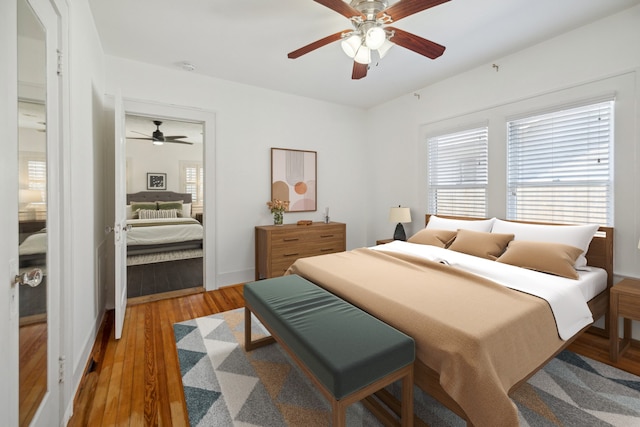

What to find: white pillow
left=138, top=208, right=178, bottom=220
left=426, top=215, right=495, bottom=232
left=182, top=203, right=192, bottom=218
left=125, top=205, right=134, bottom=220
left=491, top=219, right=598, bottom=269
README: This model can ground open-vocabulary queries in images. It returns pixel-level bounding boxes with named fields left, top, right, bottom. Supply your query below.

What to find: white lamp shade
left=377, top=39, right=394, bottom=59
left=354, top=46, right=371, bottom=65
left=389, top=207, right=411, bottom=223
left=365, top=27, right=386, bottom=50
left=341, top=35, right=361, bottom=58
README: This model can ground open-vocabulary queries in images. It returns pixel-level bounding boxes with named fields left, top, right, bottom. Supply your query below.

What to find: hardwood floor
left=67, top=285, right=640, bottom=426
left=68, top=284, right=244, bottom=427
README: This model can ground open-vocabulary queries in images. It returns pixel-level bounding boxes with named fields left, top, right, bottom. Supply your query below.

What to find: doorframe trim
left=121, top=98, right=217, bottom=290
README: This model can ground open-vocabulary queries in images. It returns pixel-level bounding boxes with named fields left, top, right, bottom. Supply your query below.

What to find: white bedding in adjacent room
left=126, top=217, right=203, bottom=246
left=19, top=232, right=47, bottom=255
left=372, top=240, right=605, bottom=340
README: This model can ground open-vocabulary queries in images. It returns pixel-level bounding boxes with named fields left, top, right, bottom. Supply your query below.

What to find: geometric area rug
left=174, top=309, right=640, bottom=426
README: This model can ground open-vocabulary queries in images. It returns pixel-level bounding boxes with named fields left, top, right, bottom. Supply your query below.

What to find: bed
left=287, top=214, right=613, bottom=427
left=19, top=228, right=47, bottom=268
left=126, top=191, right=203, bottom=256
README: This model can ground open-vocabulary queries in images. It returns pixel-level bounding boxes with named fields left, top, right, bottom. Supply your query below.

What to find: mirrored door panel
left=18, top=0, right=47, bottom=424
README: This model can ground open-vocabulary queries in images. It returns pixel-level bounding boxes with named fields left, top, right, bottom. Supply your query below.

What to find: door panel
left=17, top=0, right=61, bottom=424
left=114, top=90, right=128, bottom=339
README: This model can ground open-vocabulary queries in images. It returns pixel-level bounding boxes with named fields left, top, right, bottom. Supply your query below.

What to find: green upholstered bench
left=244, top=274, right=415, bottom=427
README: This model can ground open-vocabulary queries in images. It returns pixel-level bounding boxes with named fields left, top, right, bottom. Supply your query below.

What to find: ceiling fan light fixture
left=377, top=38, right=394, bottom=58
left=354, top=45, right=371, bottom=65
left=341, top=34, right=362, bottom=58
left=152, top=139, right=164, bottom=146
left=365, top=26, right=386, bottom=50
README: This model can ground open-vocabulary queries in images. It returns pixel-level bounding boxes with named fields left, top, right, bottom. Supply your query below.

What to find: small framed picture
left=147, top=173, right=167, bottom=190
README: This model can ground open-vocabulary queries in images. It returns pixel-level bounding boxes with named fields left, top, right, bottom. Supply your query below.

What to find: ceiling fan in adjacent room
left=128, top=120, right=194, bottom=145
left=288, top=0, right=449, bottom=79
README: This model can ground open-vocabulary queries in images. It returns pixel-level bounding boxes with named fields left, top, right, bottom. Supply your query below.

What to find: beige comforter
left=287, top=248, right=566, bottom=427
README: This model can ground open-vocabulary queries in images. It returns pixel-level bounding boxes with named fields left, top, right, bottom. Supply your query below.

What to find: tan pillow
left=408, top=228, right=457, bottom=248
left=448, top=229, right=514, bottom=260
left=497, top=240, right=583, bottom=279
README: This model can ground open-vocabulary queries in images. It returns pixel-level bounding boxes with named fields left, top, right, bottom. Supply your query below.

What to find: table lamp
left=389, top=206, right=411, bottom=241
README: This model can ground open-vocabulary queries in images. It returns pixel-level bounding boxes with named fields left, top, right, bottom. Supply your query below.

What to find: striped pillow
left=137, top=208, right=178, bottom=219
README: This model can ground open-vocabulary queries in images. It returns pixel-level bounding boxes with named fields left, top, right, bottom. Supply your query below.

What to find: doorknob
left=14, top=268, right=44, bottom=287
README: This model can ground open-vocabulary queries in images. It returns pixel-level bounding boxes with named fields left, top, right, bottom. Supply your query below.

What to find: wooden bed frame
left=388, top=214, right=614, bottom=425
left=126, top=191, right=202, bottom=255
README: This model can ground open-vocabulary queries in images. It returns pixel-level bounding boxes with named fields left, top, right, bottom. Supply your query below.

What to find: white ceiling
left=89, top=0, right=640, bottom=109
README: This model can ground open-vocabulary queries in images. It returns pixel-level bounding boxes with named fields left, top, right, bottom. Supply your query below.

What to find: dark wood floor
left=127, top=258, right=203, bottom=298
left=67, top=284, right=640, bottom=426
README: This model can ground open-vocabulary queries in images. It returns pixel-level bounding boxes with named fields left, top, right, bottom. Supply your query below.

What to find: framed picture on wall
left=147, top=172, right=167, bottom=190
left=271, top=148, right=317, bottom=212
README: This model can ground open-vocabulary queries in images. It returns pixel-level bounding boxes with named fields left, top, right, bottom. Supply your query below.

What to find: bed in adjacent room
left=126, top=191, right=203, bottom=257
left=287, top=214, right=613, bottom=427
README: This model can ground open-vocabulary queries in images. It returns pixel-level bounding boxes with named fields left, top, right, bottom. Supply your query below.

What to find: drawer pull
left=283, top=238, right=300, bottom=242
left=320, top=248, right=334, bottom=252
left=320, top=234, right=334, bottom=238
left=283, top=253, right=300, bottom=257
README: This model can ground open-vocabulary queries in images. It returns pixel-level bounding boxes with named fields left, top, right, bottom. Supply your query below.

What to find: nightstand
left=376, top=239, right=394, bottom=245
left=610, top=278, right=640, bottom=362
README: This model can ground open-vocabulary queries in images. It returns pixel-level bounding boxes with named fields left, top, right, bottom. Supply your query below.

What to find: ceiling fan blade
left=288, top=30, right=351, bottom=59
left=164, top=135, right=188, bottom=140
left=131, top=130, right=151, bottom=137
left=165, top=140, right=194, bottom=145
left=378, top=0, right=450, bottom=23
left=352, top=62, right=368, bottom=80
left=128, top=137, right=153, bottom=140
left=314, top=0, right=365, bottom=20
left=387, top=27, right=445, bottom=59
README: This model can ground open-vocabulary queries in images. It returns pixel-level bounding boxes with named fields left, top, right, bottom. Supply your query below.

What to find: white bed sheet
left=19, top=232, right=47, bottom=255
left=372, top=241, right=606, bottom=340
left=126, top=218, right=203, bottom=246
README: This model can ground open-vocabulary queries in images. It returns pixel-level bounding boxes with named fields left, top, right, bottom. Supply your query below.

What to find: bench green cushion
left=244, top=274, right=415, bottom=399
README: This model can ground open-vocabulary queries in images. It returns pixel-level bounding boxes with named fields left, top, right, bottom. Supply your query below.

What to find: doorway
left=124, top=114, right=205, bottom=299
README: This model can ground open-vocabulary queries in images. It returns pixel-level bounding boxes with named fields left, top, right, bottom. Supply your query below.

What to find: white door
left=17, top=0, right=62, bottom=424
left=114, top=90, right=128, bottom=339
left=0, top=0, right=20, bottom=422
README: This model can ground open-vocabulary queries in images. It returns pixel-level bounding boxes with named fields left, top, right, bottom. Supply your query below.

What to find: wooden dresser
left=255, top=222, right=346, bottom=280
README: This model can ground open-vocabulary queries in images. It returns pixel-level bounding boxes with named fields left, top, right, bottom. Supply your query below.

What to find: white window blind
left=28, top=159, right=47, bottom=202
left=427, top=127, right=488, bottom=217
left=507, top=100, right=613, bottom=226
left=181, top=161, right=203, bottom=204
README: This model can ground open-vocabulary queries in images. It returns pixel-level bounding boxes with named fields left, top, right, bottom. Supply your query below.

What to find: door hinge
left=57, top=49, right=63, bottom=76
left=58, top=356, right=66, bottom=383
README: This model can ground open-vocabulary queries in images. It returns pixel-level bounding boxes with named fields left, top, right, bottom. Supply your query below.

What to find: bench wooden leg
left=331, top=400, right=346, bottom=427
left=401, top=367, right=414, bottom=427
left=244, top=305, right=275, bottom=351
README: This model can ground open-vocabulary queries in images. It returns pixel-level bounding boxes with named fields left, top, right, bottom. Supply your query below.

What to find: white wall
left=126, top=137, right=203, bottom=194
left=366, top=5, right=640, bottom=278
left=105, top=58, right=368, bottom=287
left=63, top=0, right=107, bottom=421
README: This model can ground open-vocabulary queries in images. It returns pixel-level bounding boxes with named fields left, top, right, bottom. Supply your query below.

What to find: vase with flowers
left=267, top=199, right=289, bottom=226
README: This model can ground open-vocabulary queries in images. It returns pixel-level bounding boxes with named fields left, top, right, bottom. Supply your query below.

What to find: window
left=427, top=126, right=488, bottom=217
left=180, top=161, right=203, bottom=205
left=27, top=159, right=47, bottom=200
left=507, top=100, right=613, bottom=226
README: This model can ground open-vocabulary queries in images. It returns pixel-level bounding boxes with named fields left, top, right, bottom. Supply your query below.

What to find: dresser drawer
left=255, top=222, right=346, bottom=280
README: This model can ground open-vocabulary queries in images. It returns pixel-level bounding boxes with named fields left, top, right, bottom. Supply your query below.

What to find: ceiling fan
left=288, top=0, right=449, bottom=80
left=128, top=120, right=194, bottom=145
